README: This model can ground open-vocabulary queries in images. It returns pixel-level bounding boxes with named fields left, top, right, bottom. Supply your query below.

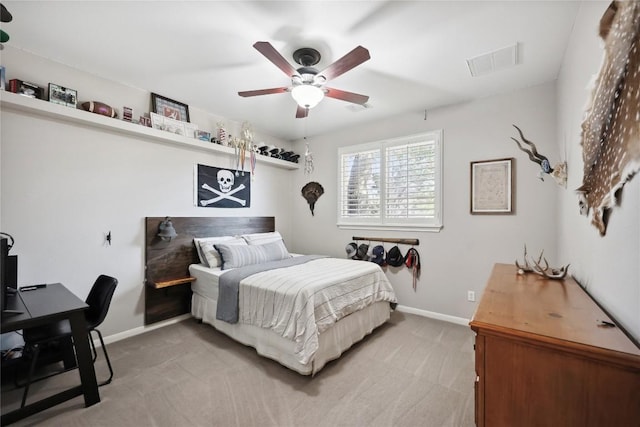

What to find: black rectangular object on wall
left=6, top=255, right=17, bottom=288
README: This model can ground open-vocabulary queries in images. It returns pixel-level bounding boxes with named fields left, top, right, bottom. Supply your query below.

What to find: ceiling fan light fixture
left=291, top=84, right=324, bottom=109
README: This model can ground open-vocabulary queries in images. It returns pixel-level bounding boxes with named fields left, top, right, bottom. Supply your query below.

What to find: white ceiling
left=2, top=1, right=582, bottom=141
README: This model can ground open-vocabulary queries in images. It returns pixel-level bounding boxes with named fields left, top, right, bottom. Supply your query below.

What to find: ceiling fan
left=238, top=41, right=370, bottom=118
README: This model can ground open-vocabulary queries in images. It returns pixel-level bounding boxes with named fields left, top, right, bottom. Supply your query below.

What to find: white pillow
left=241, top=231, right=283, bottom=245
left=215, top=240, right=290, bottom=270
left=194, top=236, right=246, bottom=268
left=194, top=236, right=235, bottom=264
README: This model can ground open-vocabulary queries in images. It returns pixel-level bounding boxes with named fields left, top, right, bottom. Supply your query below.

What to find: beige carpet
left=2, top=311, right=476, bottom=426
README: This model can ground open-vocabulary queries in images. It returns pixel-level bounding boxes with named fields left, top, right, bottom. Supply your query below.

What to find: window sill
left=337, top=223, right=443, bottom=233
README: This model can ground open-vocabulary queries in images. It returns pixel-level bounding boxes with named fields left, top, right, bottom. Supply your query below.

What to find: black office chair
left=19, top=275, right=118, bottom=407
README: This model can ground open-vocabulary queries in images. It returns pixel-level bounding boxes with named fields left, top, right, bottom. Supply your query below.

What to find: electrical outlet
left=467, top=290, right=476, bottom=302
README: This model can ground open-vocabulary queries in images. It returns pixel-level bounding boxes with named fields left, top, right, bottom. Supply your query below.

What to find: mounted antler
left=515, top=244, right=570, bottom=280
left=511, top=125, right=553, bottom=173
left=515, top=245, right=544, bottom=274
left=510, top=125, right=567, bottom=186
left=531, top=257, right=570, bottom=280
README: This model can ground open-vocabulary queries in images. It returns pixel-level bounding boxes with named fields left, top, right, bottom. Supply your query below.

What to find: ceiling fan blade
left=319, top=46, right=370, bottom=81
left=238, top=87, right=289, bottom=97
left=253, top=41, right=300, bottom=78
left=325, top=87, right=369, bottom=105
left=296, top=106, right=309, bottom=119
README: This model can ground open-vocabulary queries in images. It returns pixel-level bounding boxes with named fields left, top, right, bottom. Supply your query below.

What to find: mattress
left=190, top=263, right=223, bottom=300
left=189, top=261, right=394, bottom=375
left=190, top=254, right=304, bottom=300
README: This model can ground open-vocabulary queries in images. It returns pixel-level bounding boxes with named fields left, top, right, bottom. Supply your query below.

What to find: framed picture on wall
left=151, top=93, right=190, bottom=123
left=470, top=158, right=514, bottom=214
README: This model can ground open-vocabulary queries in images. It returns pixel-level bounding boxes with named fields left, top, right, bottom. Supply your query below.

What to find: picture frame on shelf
left=150, top=112, right=187, bottom=136
left=139, top=116, right=152, bottom=127
left=151, top=92, right=190, bottom=122
left=470, top=157, right=514, bottom=214
left=184, top=122, right=199, bottom=139
left=48, top=83, right=77, bottom=108
left=196, top=130, right=211, bottom=142
left=10, top=79, right=45, bottom=100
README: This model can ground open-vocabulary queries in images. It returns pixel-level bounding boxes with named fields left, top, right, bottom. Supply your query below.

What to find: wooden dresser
left=470, top=263, right=640, bottom=427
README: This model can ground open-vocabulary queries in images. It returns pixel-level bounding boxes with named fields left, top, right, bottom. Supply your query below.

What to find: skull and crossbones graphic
left=200, top=169, right=247, bottom=206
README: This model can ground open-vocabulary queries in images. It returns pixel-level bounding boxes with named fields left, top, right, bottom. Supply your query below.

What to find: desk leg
left=68, top=312, right=100, bottom=406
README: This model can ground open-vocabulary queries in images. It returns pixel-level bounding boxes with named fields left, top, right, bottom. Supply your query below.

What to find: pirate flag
left=196, top=164, right=251, bottom=208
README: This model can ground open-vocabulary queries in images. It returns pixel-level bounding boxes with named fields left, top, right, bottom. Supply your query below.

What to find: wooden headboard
left=144, top=216, right=275, bottom=324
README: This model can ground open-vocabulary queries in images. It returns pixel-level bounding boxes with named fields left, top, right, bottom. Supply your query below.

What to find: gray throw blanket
left=216, top=255, right=326, bottom=323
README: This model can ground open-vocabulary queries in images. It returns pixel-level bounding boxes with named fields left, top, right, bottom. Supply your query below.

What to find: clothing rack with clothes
left=349, top=236, right=421, bottom=290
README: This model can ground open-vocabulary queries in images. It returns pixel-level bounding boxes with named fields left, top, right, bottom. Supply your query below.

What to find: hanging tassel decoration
left=304, top=141, right=314, bottom=175
left=240, top=140, right=246, bottom=176
left=250, top=145, right=257, bottom=181
left=234, top=137, right=241, bottom=176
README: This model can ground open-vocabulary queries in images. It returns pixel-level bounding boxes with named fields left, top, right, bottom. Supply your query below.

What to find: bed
left=144, top=216, right=396, bottom=375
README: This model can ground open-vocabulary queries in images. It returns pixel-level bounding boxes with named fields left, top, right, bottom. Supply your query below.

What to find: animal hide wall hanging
left=195, top=164, right=251, bottom=208
left=578, top=0, right=640, bottom=236
left=301, top=182, right=324, bottom=215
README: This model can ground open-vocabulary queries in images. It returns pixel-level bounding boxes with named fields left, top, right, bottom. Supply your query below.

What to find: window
left=338, top=130, right=442, bottom=231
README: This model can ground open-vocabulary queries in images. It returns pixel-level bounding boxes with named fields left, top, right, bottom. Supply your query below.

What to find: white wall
left=4, top=1, right=637, bottom=343
left=557, top=1, right=640, bottom=341
left=289, top=83, right=560, bottom=321
left=1, top=48, right=295, bottom=337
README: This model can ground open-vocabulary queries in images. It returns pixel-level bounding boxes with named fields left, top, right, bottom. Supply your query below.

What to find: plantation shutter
left=337, top=130, right=442, bottom=231
left=385, top=139, right=437, bottom=220
left=339, top=148, right=381, bottom=218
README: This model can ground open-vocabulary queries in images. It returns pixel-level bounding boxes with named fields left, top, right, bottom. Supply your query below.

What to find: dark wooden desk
left=1, top=284, right=100, bottom=424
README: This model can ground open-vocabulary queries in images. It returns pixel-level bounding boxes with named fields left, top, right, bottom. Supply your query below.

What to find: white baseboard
left=395, top=305, right=470, bottom=326
left=100, top=314, right=192, bottom=346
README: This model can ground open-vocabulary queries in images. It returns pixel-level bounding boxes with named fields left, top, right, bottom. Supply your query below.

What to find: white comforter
left=237, top=257, right=396, bottom=365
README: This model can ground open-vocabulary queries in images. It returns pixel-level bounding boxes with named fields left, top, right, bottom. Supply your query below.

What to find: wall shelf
left=0, top=91, right=300, bottom=171
left=147, top=276, right=196, bottom=289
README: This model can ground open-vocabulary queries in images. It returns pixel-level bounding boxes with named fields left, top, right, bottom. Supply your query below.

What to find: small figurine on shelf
left=122, top=106, right=133, bottom=122
left=217, top=122, right=227, bottom=146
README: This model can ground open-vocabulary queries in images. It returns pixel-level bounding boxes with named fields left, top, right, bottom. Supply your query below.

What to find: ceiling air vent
left=466, top=43, right=519, bottom=77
